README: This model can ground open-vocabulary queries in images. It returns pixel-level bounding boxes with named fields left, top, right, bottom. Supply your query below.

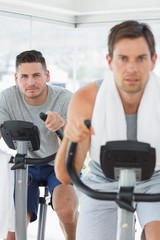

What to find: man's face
left=107, top=37, right=157, bottom=96
left=15, top=62, right=50, bottom=104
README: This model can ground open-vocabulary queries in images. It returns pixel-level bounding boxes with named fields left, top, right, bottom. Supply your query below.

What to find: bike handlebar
left=10, top=153, right=56, bottom=165
left=39, top=112, right=63, bottom=140
left=10, top=152, right=57, bottom=170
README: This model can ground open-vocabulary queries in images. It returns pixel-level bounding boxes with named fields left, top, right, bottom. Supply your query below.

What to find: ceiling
left=0, top=0, right=160, bottom=26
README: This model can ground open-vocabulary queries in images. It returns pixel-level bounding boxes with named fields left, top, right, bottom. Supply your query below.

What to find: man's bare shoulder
left=74, top=81, right=98, bottom=104
left=67, top=81, right=98, bottom=119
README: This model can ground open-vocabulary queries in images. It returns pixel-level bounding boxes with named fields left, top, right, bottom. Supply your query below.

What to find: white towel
left=0, top=149, right=15, bottom=238
left=90, top=71, right=160, bottom=170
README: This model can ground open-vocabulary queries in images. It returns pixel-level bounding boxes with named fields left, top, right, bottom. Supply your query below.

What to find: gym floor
left=28, top=206, right=64, bottom=240
left=0, top=210, right=141, bottom=240
left=28, top=207, right=142, bottom=240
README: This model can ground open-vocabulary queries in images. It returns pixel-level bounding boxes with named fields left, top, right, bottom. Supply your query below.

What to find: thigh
left=137, top=201, right=160, bottom=230
left=47, top=166, right=62, bottom=194
left=136, top=171, right=160, bottom=229
left=77, top=194, right=117, bottom=240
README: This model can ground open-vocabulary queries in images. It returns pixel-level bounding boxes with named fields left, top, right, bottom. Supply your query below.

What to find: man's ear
left=14, top=73, right=18, bottom=85
left=45, top=70, right=50, bottom=82
left=151, top=53, right=157, bottom=71
left=106, top=54, right=112, bottom=70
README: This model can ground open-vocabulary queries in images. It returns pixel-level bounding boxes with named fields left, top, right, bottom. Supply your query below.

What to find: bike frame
left=117, top=169, right=136, bottom=240
left=15, top=141, right=28, bottom=239
left=65, top=140, right=160, bottom=240
left=1, top=120, right=57, bottom=240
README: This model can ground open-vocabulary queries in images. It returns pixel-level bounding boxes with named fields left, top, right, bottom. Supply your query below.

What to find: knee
left=5, top=232, right=15, bottom=240
left=56, top=206, right=77, bottom=224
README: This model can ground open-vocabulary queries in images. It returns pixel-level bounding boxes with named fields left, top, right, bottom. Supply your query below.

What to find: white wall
left=76, top=0, right=160, bottom=13
left=2, top=0, right=160, bottom=13
left=0, top=0, right=160, bottom=25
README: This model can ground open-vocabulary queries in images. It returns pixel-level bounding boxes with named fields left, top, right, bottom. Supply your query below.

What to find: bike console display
left=100, top=140, right=155, bottom=181
left=0, top=120, right=40, bottom=151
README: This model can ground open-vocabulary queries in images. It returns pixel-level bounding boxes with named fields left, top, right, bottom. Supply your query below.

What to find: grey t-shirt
left=0, top=83, right=72, bottom=164
left=125, top=114, right=137, bottom=140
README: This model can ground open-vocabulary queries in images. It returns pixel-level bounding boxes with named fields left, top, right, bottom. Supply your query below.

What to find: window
left=0, top=12, right=160, bottom=93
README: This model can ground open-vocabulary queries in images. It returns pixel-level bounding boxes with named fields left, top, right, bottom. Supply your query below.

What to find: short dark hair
left=108, top=20, right=156, bottom=58
left=16, top=50, right=47, bottom=70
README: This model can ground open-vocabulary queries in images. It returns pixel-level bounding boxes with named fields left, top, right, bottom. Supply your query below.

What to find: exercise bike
left=65, top=121, right=160, bottom=240
left=0, top=113, right=63, bottom=240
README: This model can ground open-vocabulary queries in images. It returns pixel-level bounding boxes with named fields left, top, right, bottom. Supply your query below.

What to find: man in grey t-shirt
left=0, top=50, right=78, bottom=240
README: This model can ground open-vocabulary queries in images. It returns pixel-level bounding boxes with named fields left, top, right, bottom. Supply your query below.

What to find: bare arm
left=55, top=82, right=98, bottom=184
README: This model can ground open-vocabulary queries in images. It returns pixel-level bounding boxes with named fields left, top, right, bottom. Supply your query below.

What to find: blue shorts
left=27, top=164, right=61, bottom=222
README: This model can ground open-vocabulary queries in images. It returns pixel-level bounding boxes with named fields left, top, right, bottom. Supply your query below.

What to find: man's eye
left=120, top=56, right=127, bottom=62
left=34, top=74, right=41, bottom=77
left=21, top=75, right=27, bottom=79
left=138, top=56, right=145, bottom=61
left=119, top=56, right=127, bottom=62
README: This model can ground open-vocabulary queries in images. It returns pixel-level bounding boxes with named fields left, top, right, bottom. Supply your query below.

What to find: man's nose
left=28, top=77, right=35, bottom=85
left=127, top=61, right=138, bottom=72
